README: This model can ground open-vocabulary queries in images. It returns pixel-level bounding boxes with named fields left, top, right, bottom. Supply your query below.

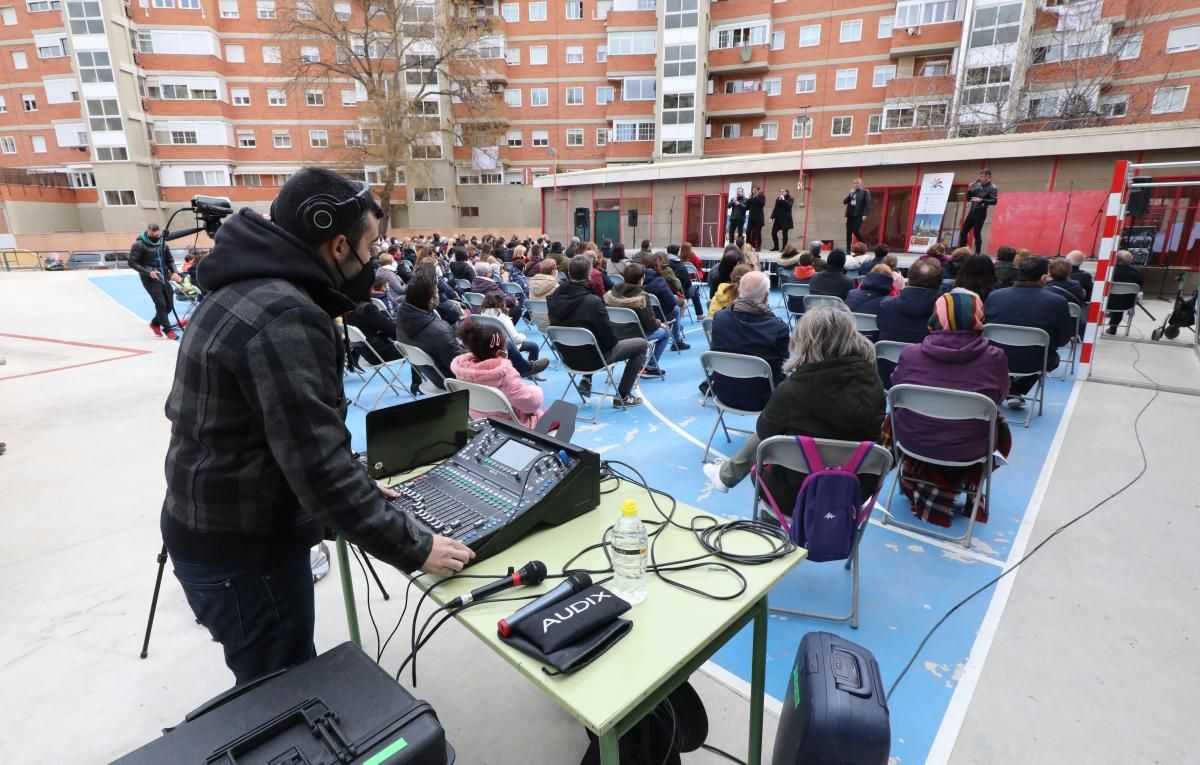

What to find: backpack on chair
left=759, top=436, right=874, bottom=563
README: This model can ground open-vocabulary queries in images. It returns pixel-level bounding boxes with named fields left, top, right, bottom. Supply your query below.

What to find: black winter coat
left=770, top=195, right=794, bottom=230
left=877, top=287, right=940, bottom=344
left=395, top=301, right=463, bottom=384
left=547, top=280, right=619, bottom=364
left=984, top=283, right=1074, bottom=372
left=746, top=193, right=767, bottom=227
left=845, top=272, right=893, bottom=316
left=809, top=269, right=855, bottom=300
left=128, top=232, right=176, bottom=277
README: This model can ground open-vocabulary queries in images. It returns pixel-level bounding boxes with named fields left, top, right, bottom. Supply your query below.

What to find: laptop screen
left=365, top=391, right=470, bottom=479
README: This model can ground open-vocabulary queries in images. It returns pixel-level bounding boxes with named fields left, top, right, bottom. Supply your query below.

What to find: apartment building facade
left=0, top=0, right=1197, bottom=236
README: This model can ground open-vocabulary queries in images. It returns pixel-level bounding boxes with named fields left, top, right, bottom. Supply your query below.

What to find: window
left=86, top=99, right=121, bottom=131
left=95, top=146, right=127, bottom=161
left=795, top=73, right=816, bottom=93
left=766, top=30, right=784, bottom=51
left=608, top=31, right=656, bottom=55
left=305, top=89, right=324, bottom=106
left=791, top=117, right=812, bottom=138
left=232, top=87, right=250, bottom=105
left=970, top=3, right=1021, bottom=48
left=798, top=24, right=820, bottom=47
left=262, top=45, right=281, bottom=63
left=1099, top=94, right=1128, bottom=118
left=0, top=136, right=14, bottom=154
left=504, top=88, right=521, bottom=107
left=566, top=45, right=583, bottom=63
left=344, top=129, right=362, bottom=147
left=169, top=130, right=198, bottom=144
left=566, top=128, right=584, bottom=146
left=459, top=206, right=479, bottom=217
left=714, top=24, right=768, bottom=49
left=664, top=44, right=696, bottom=77
left=300, top=46, right=320, bottom=63
left=273, top=130, right=291, bottom=147
left=1152, top=85, right=1189, bottom=114
left=962, top=65, right=1011, bottom=105
left=884, top=107, right=912, bottom=128
left=501, top=2, right=518, bottom=20
left=530, top=45, right=547, bottom=65
left=1166, top=24, right=1200, bottom=54
left=665, top=0, right=697, bottom=29
left=30, top=135, right=47, bottom=153
left=1114, top=33, right=1142, bottom=60
left=404, top=55, right=436, bottom=86
left=873, top=65, right=896, bottom=88
left=12, top=50, right=27, bottom=69
left=612, top=121, right=654, bottom=141
left=589, top=86, right=611, bottom=105
left=0, top=96, right=6, bottom=113
left=831, top=116, right=852, bottom=136
left=309, top=130, right=328, bottom=148
left=225, top=44, right=245, bottom=62
left=411, top=141, right=442, bottom=159
left=529, top=1, right=546, bottom=21
left=723, top=80, right=757, bottom=94
left=760, top=121, right=777, bottom=140
left=1033, top=31, right=1106, bottom=64
left=1, top=6, right=16, bottom=23
left=69, top=171, right=95, bottom=188
left=919, top=58, right=949, bottom=77
left=623, top=77, right=655, bottom=100
left=596, top=45, right=607, bottom=62
left=662, top=93, right=694, bottom=124
left=506, top=130, right=522, bottom=147
left=531, top=88, right=548, bottom=106
left=66, top=0, right=102, bottom=33
left=256, top=0, right=274, bottom=18
left=720, top=123, right=740, bottom=139
left=180, top=0, right=199, bottom=8
left=268, top=88, right=286, bottom=106
left=22, top=94, right=36, bottom=112
left=505, top=47, right=521, bottom=65
left=219, top=0, right=238, bottom=17
left=595, top=127, right=607, bottom=146
left=661, top=139, right=691, bottom=155
left=840, top=19, right=862, bottom=43
left=884, top=103, right=947, bottom=128
left=565, top=86, right=583, bottom=105
left=237, top=130, right=256, bottom=148
left=565, top=0, right=581, bottom=19
left=878, top=16, right=893, bottom=37
left=532, top=130, right=549, bottom=147
left=414, top=187, right=445, bottom=202
left=762, top=77, right=781, bottom=97
left=835, top=68, right=858, bottom=90
left=895, top=0, right=957, bottom=27
left=26, top=0, right=60, bottom=10
left=184, top=170, right=226, bottom=186
left=104, top=190, right=137, bottom=206
left=35, top=34, right=67, bottom=58
left=867, top=114, right=882, bottom=134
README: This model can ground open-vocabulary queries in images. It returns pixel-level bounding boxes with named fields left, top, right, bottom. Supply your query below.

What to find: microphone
left=498, top=571, right=592, bottom=637
left=446, top=561, right=547, bottom=608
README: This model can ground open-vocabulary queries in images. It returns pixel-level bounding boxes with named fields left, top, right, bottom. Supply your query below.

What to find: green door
left=595, top=209, right=620, bottom=245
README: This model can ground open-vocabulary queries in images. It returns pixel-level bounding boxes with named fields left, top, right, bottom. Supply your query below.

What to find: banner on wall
left=908, top=172, right=955, bottom=253
left=726, top=180, right=753, bottom=239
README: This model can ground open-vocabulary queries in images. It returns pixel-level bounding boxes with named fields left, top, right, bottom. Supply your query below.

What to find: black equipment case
left=773, top=631, right=890, bottom=765
left=113, top=642, right=454, bottom=765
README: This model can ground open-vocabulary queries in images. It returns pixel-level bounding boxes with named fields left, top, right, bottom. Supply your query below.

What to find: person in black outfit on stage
left=843, top=178, right=870, bottom=252
left=745, top=187, right=766, bottom=250
left=769, top=188, right=794, bottom=251
left=727, top=188, right=747, bottom=244
left=958, top=168, right=999, bottom=256
left=128, top=223, right=183, bottom=339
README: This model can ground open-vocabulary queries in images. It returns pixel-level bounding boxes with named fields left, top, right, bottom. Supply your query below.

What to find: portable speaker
left=575, top=207, right=589, bottom=227
left=627, top=209, right=639, bottom=227
left=1126, top=177, right=1153, bottom=218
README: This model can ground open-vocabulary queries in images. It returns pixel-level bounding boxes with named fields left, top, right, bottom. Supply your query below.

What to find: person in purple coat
left=886, top=291, right=1012, bottom=528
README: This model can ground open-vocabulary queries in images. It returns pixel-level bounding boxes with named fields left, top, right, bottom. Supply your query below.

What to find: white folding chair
left=525, top=299, right=560, bottom=367
left=463, top=291, right=486, bottom=311
left=982, top=323, right=1050, bottom=428
left=804, top=294, right=845, bottom=312
left=880, top=384, right=998, bottom=549
left=370, top=297, right=392, bottom=317
left=608, top=273, right=625, bottom=285
left=454, top=278, right=472, bottom=293
left=646, top=292, right=680, bottom=354
left=873, top=339, right=914, bottom=389
left=344, top=324, right=410, bottom=409
left=546, top=326, right=623, bottom=421
left=683, top=262, right=700, bottom=280
left=606, top=306, right=662, bottom=380
left=852, top=312, right=878, bottom=334
left=753, top=436, right=893, bottom=628
left=469, top=312, right=511, bottom=338
left=699, top=351, right=775, bottom=462
left=782, top=282, right=810, bottom=321
left=445, top=378, right=521, bottom=423
left=702, top=317, right=714, bottom=345
left=395, top=341, right=447, bottom=395
left=1058, top=302, right=1082, bottom=378
left=1102, top=282, right=1141, bottom=336
left=501, top=281, right=526, bottom=299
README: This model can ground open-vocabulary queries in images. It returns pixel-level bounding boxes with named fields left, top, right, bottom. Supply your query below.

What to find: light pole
left=795, top=106, right=810, bottom=206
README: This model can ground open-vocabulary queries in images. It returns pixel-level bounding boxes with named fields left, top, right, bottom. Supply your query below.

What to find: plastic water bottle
left=610, top=499, right=648, bottom=605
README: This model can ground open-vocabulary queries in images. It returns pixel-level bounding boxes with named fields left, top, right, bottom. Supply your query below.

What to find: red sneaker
left=165, top=329, right=179, bottom=340
left=149, top=322, right=162, bottom=337
left=177, top=318, right=189, bottom=328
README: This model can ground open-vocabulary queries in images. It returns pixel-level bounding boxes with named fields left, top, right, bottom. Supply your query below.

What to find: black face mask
left=337, top=244, right=376, bottom=303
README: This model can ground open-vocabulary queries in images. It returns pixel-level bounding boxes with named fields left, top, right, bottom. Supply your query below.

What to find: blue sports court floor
left=91, top=272, right=1078, bottom=765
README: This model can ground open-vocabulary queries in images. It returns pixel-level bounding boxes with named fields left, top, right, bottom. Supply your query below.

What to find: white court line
left=639, top=391, right=731, bottom=462
left=925, top=378, right=1084, bottom=764
left=865, top=516, right=1006, bottom=568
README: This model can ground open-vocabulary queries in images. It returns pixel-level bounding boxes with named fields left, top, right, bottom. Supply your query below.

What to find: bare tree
left=275, top=0, right=507, bottom=233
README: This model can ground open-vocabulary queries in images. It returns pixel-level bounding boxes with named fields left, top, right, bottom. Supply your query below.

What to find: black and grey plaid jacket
left=161, top=210, right=431, bottom=571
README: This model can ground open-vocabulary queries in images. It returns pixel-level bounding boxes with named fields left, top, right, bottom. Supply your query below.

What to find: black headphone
left=285, top=181, right=379, bottom=243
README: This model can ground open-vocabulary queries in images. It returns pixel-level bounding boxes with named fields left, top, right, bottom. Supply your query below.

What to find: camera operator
left=161, top=168, right=474, bottom=686
left=128, top=223, right=182, bottom=339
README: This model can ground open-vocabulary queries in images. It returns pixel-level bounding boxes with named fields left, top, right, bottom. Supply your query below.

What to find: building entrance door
left=685, top=194, right=723, bottom=248
left=594, top=199, right=621, bottom=245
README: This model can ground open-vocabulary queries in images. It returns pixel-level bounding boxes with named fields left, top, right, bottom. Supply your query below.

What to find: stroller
left=1150, top=273, right=1197, bottom=341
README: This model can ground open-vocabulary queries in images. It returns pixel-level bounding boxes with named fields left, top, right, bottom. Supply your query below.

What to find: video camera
left=190, top=195, right=234, bottom=238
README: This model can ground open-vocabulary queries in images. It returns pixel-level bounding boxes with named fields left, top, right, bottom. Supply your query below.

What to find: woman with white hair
left=704, top=304, right=886, bottom=505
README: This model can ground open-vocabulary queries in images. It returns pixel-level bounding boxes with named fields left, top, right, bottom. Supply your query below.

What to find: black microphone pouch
left=501, top=584, right=632, bottom=676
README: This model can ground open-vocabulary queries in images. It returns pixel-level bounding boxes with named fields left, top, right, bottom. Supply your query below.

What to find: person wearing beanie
left=808, top=248, right=855, bottom=300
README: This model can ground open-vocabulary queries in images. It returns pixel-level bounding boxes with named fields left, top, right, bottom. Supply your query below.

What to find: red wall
left=989, top=190, right=1109, bottom=257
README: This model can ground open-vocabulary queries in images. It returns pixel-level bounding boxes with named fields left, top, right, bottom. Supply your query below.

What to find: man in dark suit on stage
left=843, top=178, right=870, bottom=252
left=726, top=188, right=747, bottom=244
left=959, top=168, right=999, bottom=256
left=745, top=187, right=766, bottom=250
left=769, top=188, right=794, bottom=251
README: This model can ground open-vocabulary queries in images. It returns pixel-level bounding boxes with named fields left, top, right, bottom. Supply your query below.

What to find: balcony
left=890, top=20, right=963, bottom=58
left=605, top=9, right=656, bottom=28
left=606, top=54, right=657, bottom=79
left=883, top=74, right=956, bottom=101
left=452, top=144, right=511, bottom=163
left=605, top=99, right=656, bottom=121
left=704, top=133, right=763, bottom=157
left=708, top=45, right=770, bottom=74
left=705, top=89, right=767, bottom=118
left=709, top=0, right=772, bottom=24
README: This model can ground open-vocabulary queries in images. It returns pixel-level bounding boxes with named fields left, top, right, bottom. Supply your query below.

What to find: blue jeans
left=687, top=284, right=703, bottom=318
left=172, top=552, right=316, bottom=686
left=667, top=305, right=686, bottom=344
left=646, top=327, right=670, bottom=367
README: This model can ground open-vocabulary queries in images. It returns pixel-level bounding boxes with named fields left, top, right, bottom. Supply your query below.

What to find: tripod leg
left=140, top=545, right=170, bottom=659
left=358, top=548, right=391, bottom=601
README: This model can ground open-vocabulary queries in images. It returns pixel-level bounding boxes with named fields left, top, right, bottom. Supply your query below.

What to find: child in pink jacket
left=449, top=321, right=545, bottom=428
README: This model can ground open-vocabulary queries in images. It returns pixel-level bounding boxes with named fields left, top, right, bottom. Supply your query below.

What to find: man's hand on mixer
left=376, top=480, right=400, bottom=499
left=420, top=536, right=476, bottom=575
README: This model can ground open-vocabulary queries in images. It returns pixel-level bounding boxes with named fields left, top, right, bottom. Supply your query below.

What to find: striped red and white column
left=1078, top=159, right=1130, bottom=376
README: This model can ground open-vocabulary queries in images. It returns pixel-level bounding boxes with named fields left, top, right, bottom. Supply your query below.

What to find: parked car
left=66, top=251, right=128, bottom=270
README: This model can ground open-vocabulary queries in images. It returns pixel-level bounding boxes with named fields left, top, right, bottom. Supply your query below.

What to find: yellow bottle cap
left=621, top=499, right=638, bottom=517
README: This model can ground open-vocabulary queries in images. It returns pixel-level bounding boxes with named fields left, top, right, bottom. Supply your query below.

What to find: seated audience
left=346, top=297, right=400, bottom=365
left=877, top=257, right=943, bottom=344
left=710, top=271, right=790, bottom=410
left=667, top=245, right=704, bottom=318
left=450, top=321, right=546, bottom=428
left=952, top=254, right=999, bottom=301
left=994, top=246, right=1018, bottom=286
left=870, top=243, right=890, bottom=270
left=395, top=272, right=463, bottom=390
left=741, top=242, right=761, bottom=272
left=506, top=256, right=530, bottom=296
left=940, top=247, right=972, bottom=292
left=377, top=253, right=406, bottom=302
left=983, top=256, right=1075, bottom=405
left=635, top=239, right=654, bottom=262
left=1105, top=249, right=1144, bottom=334
left=680, top=241, right=705, bottom=281
left=925, top=242, right=949, bottom=266
left=888, top=292, right=1012, bottom=528
left=776, top=244, right=801, bottom=286
left=882, top=253, right=904, bottom=296
left=369, top=276, right=397, bottom=315
left=548, top=255, right=648, bottom=408
left=809, top=249, right=855, bottom=300
left=480, top=293, right=545, bottom=375
left=643, top=253, right=689, bottom=350
left=786, top=251, right=819, bottom=315
left=603, top=262, right=669, bottom=378
left=703, top=305, right=886, bottom=507
left=1045, top=257, right=1087, bottom=307
left=1066, top=249, right=1094, bottom=299
left=523, top=244, right=545, bottom=277
left=449, top=247, right=474, bottom=283
left=846, top=264, right=894, bottom=316
left=708, top=249, right=744, bottom=295
left=471, top=262, right=521, bottom=321
left=708, top=263, right=753, bottom=318
left=607, top=243, right=628, bottom=277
